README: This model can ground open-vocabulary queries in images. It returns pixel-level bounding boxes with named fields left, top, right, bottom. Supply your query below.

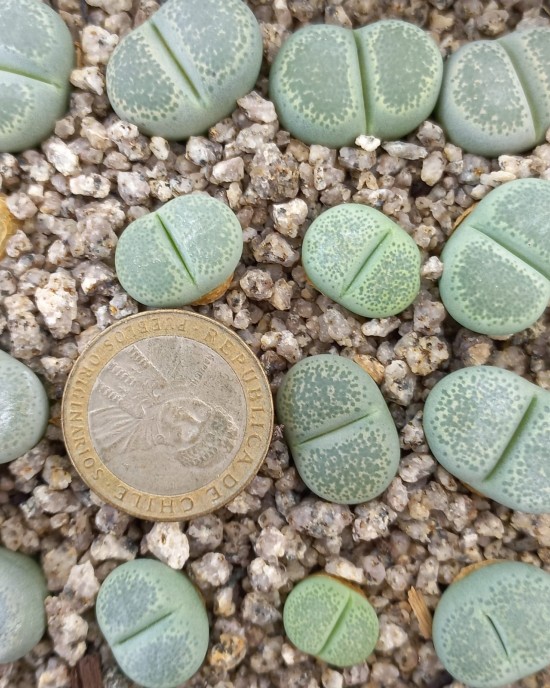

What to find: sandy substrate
left=1, top=0, right=550, bottom=686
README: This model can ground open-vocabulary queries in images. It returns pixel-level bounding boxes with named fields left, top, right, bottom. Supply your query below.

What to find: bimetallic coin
left=62, top=311, right=273, bottom=520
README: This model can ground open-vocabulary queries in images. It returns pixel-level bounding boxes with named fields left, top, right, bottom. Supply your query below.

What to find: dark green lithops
left=423, top=365, right=550, bottom=514
left=433, top=561, right=550, bottom=687
left=0, top=547, right=47, bottom=663
left=302, top=203, right=420, bottom=318
left=0, top=350, right=49, bottom=464
left=270, top=20, right=443, bottom=148
left=302, top=204, right=421, bottom=318
left=437, top=27, right=550, bottom=157
left=115, top=194, right=243, bottom=308
left=439, top=178, right=550, bottom=336
left=96, top=559, right=209, bottom=688
left=106, top=0, right=262, bottom=140
left=276, top=354, right=400, bottom=504
left=0, top=0, right=74, bottom=152
left=283, top=574, right=379, bottom=667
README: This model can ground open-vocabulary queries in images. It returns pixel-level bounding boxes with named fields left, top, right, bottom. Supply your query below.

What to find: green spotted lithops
left=0, top=350, right=49, bottom=464
left=439, top=178, right=550, bottom=336
left=423, top=365, right=550, bottom=514
left=276, top=354, right=400, bottom=504
left=437, top=27, right=550, bottom=157
left=302, top=204, right=421, bottom=318
left=115, top=194, right=243, bottom=308
left=0, top=547, right=47, bottom=663
left=0, top=0, right=74, bottom=152
left=270, top=20, right=443, bottom=148
left=433, top=561, right=550, bottom=688
left=106, top=0, right=262, bottom=140
left=96, top=559, right=209, bottom=688
left=283, top=574, right=379, bottom=667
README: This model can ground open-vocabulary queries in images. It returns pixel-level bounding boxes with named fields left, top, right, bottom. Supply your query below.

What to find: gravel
left=1, top=0, right=550, bottom=687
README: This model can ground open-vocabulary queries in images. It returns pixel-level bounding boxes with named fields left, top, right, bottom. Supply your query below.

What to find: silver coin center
left=88, top=335, right=247, bottom=495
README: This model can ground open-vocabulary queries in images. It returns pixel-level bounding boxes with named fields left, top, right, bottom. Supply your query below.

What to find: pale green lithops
left=0, top=0, right=74, bottom=152
left=0, top=547, right=47, bottom=663
left=106, top=0, right=262, bottom=140
left=0, top=350, right=49, bottom=464
left=437, top=27, right=550, bottom=156
left=439, top=178, right=550, bottom=336
left=270, top=20, right=443, bottom=148
left=115, top=194, right=243, bottom=308
left=283, top=574, right=379, bottom=666
left=423, top=366, right=550, bottom=513
left=302, top=204, right=421, bottom=318
left=276, top=354, right=400, bottom=504
left=433, top=561, right=550, bottom=687
left=96, top=559, right=209, bottom=688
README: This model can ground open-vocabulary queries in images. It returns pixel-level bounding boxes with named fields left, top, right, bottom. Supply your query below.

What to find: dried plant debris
left=0, top=1, right=549, bottom=688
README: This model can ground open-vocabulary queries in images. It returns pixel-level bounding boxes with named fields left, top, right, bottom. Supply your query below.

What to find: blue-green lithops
left=439, top=178, right=550, bottom=336
left=96, top=559, right=209, bottom=688
left=0, top=547, right=47, bottom=663
left=283, top=574, right=379, bottom=667
left=106, top=0, right=262, bottom=140
left=423, top=365, right=550, bottom=514
left=437, top=27, right=550, bottom=157
left=0, top=0, right=74, bottom=152
left=276, top=354, right=400, bottom=504
left=302, top=204, right=421, bottom=318
left=270, top=20, right=443, bottom=148
left=433, top=561, right=550, bottom=687
left=0, top=349, right=49, bottom=464
left=115, top=194, right=243, bottom=308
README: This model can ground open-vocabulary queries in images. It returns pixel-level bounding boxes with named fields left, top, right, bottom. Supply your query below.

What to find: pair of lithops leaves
left=271, top=21, right=550, bottom=157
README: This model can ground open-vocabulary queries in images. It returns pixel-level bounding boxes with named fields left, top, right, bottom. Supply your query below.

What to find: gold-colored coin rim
left=62, top=310, right=274, bottom=521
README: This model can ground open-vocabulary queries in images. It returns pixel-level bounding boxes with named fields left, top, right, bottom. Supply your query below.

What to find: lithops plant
left=0, top=547, right=47, bottom=663
left=106, top=0, right=262, bottom=140
left=437, top=27, right=550, bottom=157
left=433, top=561, right=550, bottom=687
left=423, top=365, right=550, bottom=513
left=439, top=178, right=550, bottom=336
left=270, top=20, right=443, bottom=148
left=302, top=204, right=421, bottom=318
left=115, top=194, right=243, bottom=308
left=0, top=0, right=74, bottom=153
left=96, top=559, right=209, bottom=688
left=0, top=350, right=49, bottom=464
left=283, top=574, right=379, bottom=667
left=276, top=354, right=400, bottom=504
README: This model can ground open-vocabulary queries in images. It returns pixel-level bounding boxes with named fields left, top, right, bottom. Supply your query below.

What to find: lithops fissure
left=439, top=178, right=550, bottom=336
left=0, top=350, right=49, bottom=464
left=423, top=365, right=550, bottom=513
left=0, top=0, right=74, bottom=152
left=283, top=574, right=379, bottom=667
left=0, top=547, right=47, bottom=663
left=437, top=27, right=550, bottom=157
left=106, top=0, right=262, bottom=140
left=302, top=204, right=421, bottom=318
left=115, top=194, right=243, bottom=308
left=96, top=559, right=209, bottom=688
left=433, top=561, right=550, bottom=688
left=276, top=354, right=400, bottom=504
left=270, top=20, right=443, bottom=148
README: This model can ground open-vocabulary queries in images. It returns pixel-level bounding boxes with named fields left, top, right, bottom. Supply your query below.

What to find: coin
left=62, top=311, right=273, bottom=521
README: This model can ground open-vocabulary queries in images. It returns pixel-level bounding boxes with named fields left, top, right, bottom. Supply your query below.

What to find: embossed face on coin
left=62, top=311, right=273, bottom=520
